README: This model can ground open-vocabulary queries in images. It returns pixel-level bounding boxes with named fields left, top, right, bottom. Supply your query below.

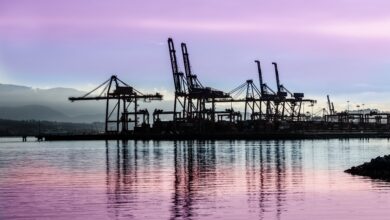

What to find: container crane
left=272, top=62, right=315, bottom=121
left=168, top=38, right=188, bottom=121
left=69, top=75, right=162, bottom=133
left=255, top=60, right=276, bottom=120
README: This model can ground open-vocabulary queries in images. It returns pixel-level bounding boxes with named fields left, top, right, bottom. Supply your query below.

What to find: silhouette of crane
left=271, top=62, right=315, bottom=121
left=69, top=75, right=162, bottom=133
left=255, top=60, right=276, bottom=120
left=327, top=95, right=335, bottom=115
left=167, top=38, right=230, bottom=122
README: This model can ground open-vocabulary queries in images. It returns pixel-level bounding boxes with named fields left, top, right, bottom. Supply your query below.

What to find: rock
left=345, top=155, right=390, bottom=181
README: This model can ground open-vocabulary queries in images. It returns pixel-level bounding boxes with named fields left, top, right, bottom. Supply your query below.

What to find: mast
left=255, top=60, right=265, bottom=96
left=272, top=62, right=281, bottom=93
left=168, top=38, right=182, bottom=93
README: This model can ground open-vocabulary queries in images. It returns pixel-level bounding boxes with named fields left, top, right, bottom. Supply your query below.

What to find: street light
left=347, top=100, right=350, bottom=113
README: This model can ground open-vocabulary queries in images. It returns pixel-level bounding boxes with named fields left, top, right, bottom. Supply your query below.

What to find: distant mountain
left=0, top=84, right=31, bottom=92
left=0, top=105, right=104, bottom=123
left=71, top=113, right=104, bottom=122
left=0, top=118, right=104, bottom=136
left=0, top=84, right=105, bottom=122
left=0, top=84, right=85, bottom=106
left=0, top=105, right=68, bottom=121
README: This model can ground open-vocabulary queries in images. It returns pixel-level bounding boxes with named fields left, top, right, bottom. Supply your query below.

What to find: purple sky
left=2, top=0, right=390, bottom=110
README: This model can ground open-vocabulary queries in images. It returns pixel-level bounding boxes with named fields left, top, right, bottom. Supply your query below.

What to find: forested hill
left=0, top=119, right=104, bottom=136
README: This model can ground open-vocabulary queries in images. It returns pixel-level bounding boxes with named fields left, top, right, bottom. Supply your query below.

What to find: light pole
left=347, top=100, right=350, bottom=113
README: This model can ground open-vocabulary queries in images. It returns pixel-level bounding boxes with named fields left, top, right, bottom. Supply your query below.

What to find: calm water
left=1, top=139, right=390, bottom=220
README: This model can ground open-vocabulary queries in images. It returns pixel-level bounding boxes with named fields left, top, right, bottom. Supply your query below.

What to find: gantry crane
left=327, top=95, right=335, bottom=115
left=255, top=60, right=277, bottom=120
left=271, top=62, right=315, bottom=121
left=165, top=38, right=230, bottom=122
left=168, top=38, right=187, bottom=121
left=227, top=79, right=261, bottom=120
left=215, top=61, right=316, bottom=122
left=69, top=75, right=162, bottom=133
left=181, top=42, right=230, bottom=120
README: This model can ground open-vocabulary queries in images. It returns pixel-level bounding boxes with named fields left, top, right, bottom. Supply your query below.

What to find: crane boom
left=272, top=62, right=281, bottom=93
left=181, top=43, right=194, bottom=90
left=326, top=95, right=335, bottom=114
left=168, top=38, right=182, bottom=93
left=327, top=95, right=332, bottom=114
left=255, top=60, right=265, bottom=96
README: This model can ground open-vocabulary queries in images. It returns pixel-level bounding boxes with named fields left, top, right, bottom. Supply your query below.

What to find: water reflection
left=170, top=141, right=217, bottom=219
left=244, top=141, right=299, bottom=220
left=4, top=139, right=390, bottom=219
left=104, top=140, right=311, bottom=219
left=106, top=140, right=141, bottom=219
left=105, top=140, right=220, bottom=219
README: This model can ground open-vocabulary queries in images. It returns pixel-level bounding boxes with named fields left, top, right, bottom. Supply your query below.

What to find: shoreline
left=41, top=131, right=390, bottom=141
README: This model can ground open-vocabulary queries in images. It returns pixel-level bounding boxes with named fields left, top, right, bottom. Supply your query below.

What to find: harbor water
left=1, top=138, right=390, bottom=219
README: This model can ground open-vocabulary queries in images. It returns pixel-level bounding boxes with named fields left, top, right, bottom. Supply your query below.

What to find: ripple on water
left=0, top=139, right=390, bottom=219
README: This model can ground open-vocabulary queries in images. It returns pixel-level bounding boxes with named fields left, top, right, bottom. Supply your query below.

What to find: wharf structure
left=44, top=38, right=390, bottom=140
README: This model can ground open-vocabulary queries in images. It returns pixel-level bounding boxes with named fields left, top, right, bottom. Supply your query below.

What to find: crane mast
left=181, top=43, right=194, bottom=90
left=168, top=38, right=183, bottom=93
left=255, top=60, right=265, bottom=96
left=327, top=95, right=335, bottom=114
left=272, top=62, right=282, bottom=94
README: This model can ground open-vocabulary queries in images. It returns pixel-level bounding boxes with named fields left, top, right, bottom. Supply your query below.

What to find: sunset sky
left=2, top=0, right=390, bottom=110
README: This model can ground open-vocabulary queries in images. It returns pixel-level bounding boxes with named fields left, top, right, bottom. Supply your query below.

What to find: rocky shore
left=345, top=155, right=390, bottom=180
